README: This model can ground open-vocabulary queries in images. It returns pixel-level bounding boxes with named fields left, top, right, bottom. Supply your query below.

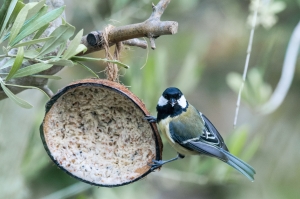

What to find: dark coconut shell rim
left=40, top=79, right=163, bottom=187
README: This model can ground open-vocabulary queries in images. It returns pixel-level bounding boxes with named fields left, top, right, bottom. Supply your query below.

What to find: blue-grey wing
left=200, top=113, right=229, bottom=151
left=169, top=116, right=228, bottom=161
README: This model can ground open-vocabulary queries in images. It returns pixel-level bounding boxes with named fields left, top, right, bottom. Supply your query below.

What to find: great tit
left=145, top=87, right=256, bottom=181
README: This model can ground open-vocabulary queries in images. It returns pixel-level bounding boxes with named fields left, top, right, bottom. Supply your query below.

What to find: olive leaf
left=6, top=46, right=24, bottom=81
left=62, top=29, right=85, bottom=59
left=74, top=61, right=99, bottom=78
left=26, top=0, right=46, bottom=19
left=31, top=75, right=61, bottom=80
left=5, top=83, right=51, bottom=100
left=12, top=63, right=53, bottom=78
left=6, top=1, right=25, bottom=30
left=12, top=36, right=54, bottom=48
left=0, top=58, right=15, bottom=70
left=8, top=2, right=36, bottom=45
left=48, top=59, right=74, bottom=67
left=10, top=6, right=65, bottom=46
left=37, top=21, right=75, bottom=57
left=72, top=56, right=130, bottom=69
left=32, top=23, right=49, bottom=40
left=0, top=0, right=18, bottom=38
left=0, top=82, right=33, bottom=109
left=24, top=49, right=39, bottom=59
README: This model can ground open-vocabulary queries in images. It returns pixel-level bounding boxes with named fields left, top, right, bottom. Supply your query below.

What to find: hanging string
left=102, top=25, right=123, bottom=82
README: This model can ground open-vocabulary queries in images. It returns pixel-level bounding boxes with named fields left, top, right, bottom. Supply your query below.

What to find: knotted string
left=102, top=25, right=123, bottom=82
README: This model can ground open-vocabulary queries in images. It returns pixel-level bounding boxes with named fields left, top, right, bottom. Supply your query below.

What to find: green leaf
left=13, top=63, right=53, bottom=78
left=0, top=82, right=33, bottom=108
left=269, top=1, right=286, bottom=14
left=73, top=44, right=87, bottom=56
left=226, top=72, right=243, bottom=93
left=12, top=36, right=53, bottom=48
left=24, top=49, right=39, bottom=59
left=11, top=6, right=65, bottom=46
left=71, top=56, right=106, bottom=62
left=0, top=58, right=15, bottom=70
left=37, top=21, right=75, bottom=57
left=61, top=17, right=67, bottom=25
left=0, top=0, right=12, bottom=29
left=104, top=59, right=130, bottom=69
left=56, top=42, right=67, bottom=57
left=75, top=61, right=99, bottom=78
left=31, top=23, right=49, bottom=40
left=7, top=1, right=25, bottom=28
left=18, top=5, right=48, bottom=34
left=1, top=4, right=48, bottom=43
left=5, top=83, right=50, bottom=99
left=6, top=46, right=24, bottom=81
left=26, top=0, right=45, bottom=19
left=9, top=3, right=35, bottom=45
left=71, top=56, right=130, bottom=69
left=0, top=0, right=18, bottom=37
left=62, top=29, right=83, bottom=59
left=2, top=46, right=9, bottom=54
left=48, top=59, right=74, bottom=67
left=31, top=75, right=61, bottom=80
left=8, top=1, right=47, bottom=44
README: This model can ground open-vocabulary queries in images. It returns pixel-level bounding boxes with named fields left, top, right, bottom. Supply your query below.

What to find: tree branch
left=0, top=0, right=177, bottom=101
left=81, top=0, right=177, bottom=53
left=122, top=38, right=147, bottom=49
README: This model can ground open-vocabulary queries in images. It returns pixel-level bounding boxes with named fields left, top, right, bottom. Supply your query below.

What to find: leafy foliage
left=226, top=67, right=272, bottom=108
left=0, top=0, right=130, bottom=108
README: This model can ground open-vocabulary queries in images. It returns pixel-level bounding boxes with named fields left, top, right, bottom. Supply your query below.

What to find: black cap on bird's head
left=156, top=87, right=188, bottom=121
left=157, top=87, right=187, bottom=109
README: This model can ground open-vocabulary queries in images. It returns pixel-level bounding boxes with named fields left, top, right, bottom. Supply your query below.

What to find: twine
left=102, top=25, right=123, bottom=82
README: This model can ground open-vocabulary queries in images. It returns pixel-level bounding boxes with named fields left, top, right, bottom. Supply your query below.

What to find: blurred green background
left=1, top=0, right=300, bottom=198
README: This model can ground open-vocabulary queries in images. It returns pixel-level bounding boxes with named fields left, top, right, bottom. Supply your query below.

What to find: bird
left=145, top=87, right=256, bottom=181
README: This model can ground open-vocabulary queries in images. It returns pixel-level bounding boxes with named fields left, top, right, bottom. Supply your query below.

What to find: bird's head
left=157, top=87, right=187, bottom=109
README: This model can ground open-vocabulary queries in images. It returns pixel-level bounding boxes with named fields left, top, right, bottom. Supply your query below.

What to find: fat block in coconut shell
left=40, top=79, right=162, bottom=187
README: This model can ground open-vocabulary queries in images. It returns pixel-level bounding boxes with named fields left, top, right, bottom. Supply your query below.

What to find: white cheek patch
left=158, top=96, right=168, bottom=106
left=178, top=95, right=187, bottom=108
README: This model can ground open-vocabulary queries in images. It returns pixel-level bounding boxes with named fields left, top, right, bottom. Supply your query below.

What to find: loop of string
left=102, top=25, right=123, bottom=82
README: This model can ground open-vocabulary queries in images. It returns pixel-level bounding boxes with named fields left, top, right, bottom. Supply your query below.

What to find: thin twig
left=122, top=38, right=147, bottom=49
left=149, top=37, right=156, bottom=49
left=40, top=85, right=54, bottom=98
left=233, top=0, right=259, bottom=128
left=150, top=0, right=171, bottom=19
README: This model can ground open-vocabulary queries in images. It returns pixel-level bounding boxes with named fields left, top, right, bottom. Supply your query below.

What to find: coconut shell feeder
left=40, top=78, right=163, bottom=187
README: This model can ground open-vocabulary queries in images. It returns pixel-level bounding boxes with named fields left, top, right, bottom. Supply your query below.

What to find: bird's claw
left=149, top=160, right=164, bottom=172
left=144, top=115, right=157, bottom=123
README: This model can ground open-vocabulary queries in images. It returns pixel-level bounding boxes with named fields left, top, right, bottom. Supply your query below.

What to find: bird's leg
left=150, top=153, right=185, bottom=171
left=144, top=115, right=157, bottom=123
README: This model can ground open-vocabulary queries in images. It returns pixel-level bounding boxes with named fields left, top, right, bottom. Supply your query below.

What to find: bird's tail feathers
left=221, top=149, right=256, bottom=182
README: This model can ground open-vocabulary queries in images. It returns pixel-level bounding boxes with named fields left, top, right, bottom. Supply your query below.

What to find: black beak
left=169, top=98, right=177, bottom=107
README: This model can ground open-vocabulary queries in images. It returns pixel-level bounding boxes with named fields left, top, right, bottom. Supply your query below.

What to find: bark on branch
left=81, top=0, right=177, bottom=53
left=0, top=0, right=177, bottom=101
